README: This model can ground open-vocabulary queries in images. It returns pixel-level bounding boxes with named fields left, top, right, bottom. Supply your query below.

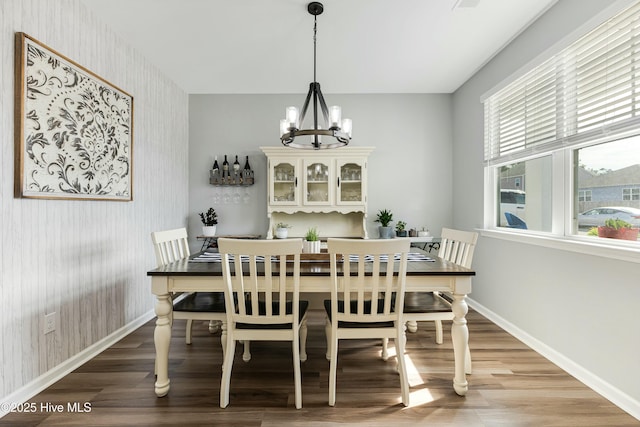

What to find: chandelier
left=280, top=2, right=352, bottom=149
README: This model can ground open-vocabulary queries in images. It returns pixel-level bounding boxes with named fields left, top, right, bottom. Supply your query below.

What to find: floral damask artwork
left=14, top=32, right=133, bottom=200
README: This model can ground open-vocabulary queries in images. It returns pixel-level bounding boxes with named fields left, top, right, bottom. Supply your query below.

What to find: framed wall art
left=14, top=32, right=134, bottom=201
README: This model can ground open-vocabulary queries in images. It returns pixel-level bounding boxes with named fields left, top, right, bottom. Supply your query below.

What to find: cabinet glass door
left=337, top=160, right=364, bottom=205
left=270, top=160, right=298, bottom=205
left=304, top=160, right=332, bottom=205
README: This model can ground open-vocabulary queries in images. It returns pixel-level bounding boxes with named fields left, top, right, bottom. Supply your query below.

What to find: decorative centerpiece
left=303, top=227, right=321, bottom=253
left=199, top=208, right=218, bottom=236
left=595, top=218, right=639, bottom=241
left=395, top=220, right=407, bottom=237
left=375, top=209, right=394, bottom=239
left=275, top=222, right=291, bottom=239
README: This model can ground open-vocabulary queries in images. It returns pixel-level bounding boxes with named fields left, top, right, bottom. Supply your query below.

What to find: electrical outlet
left=44, top=312, right=56, bottom=334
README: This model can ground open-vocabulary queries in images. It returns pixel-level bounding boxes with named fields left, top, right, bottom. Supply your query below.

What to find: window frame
left=483, top=133, right=640, bottom=263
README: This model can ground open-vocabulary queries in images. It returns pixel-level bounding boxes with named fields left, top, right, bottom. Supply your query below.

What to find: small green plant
left=199, top=208, right=218, bottom=226
left=587, top=227, right=598, bottom=236
left=604, top=218, right=634, bottom=229
left=276, top=222, right=291, bottom=229
left=395, top=221, right=407, bottom=232
left=375, top=209, right=393, bottom=227
left=305, top=226, right=319, bottom=241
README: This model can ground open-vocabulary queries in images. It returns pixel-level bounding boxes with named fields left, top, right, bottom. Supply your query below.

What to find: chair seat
left=173, top=292, right=226, bottom=313
left=324, top=299, right=394, bottom=328
left=403, top=292, right=452, bottom=314
left=237, top=300, right=309, bottom=329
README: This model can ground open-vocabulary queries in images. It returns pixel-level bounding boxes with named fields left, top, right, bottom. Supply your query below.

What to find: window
left=484, top=2, right=640, bottom=245
left=623, top=188, right=640, bottom=201
left=576, top=137, right=640, bottom=236
left=497, top=157, right=552, bottom=231
left=578, top=190, right=592, bottom=202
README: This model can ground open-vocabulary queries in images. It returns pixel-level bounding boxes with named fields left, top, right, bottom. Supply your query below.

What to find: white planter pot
left=303, top=240, right=321, bottom=253
left=275, top=228, right=289, bottom=239
left=202, top=225, right=217, bottom=237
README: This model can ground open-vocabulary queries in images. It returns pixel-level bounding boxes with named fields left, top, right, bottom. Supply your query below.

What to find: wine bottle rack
left=209, top=155, right=255, bottom=186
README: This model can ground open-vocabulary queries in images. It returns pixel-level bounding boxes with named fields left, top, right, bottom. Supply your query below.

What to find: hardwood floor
left=1, top=309, right=637, bottom=426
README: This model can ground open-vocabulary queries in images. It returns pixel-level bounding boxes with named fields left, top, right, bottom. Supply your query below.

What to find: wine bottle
left=242, top=155, right=254, bottom=185
left=233, top=155, right=240, bottom=173
left=211, top=155, right=220, bottom=184
left=222, top=155, right=229, bottom=178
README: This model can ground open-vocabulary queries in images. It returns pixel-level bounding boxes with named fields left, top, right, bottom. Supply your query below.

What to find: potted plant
left=395, top=220, right=407, bottom=237
left=597, top=218, right=639, bottom=241
left=303, top=226, right=321, bottom=253
left=199, top=208, right=218, bottom=236
left=375, top=209, right=394, bottom=239
left=275, top=222, right=291, bottom=239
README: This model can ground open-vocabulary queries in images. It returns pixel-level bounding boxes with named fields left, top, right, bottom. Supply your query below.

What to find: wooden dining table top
left=147, top=251, right=476, bottom=277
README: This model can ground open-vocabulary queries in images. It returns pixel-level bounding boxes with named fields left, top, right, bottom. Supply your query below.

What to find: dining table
left=147, top=249, right=475, bottom=398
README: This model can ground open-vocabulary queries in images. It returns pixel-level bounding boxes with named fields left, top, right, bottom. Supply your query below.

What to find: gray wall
left=452, top=0, right=640, bottom=417
left=188, top=94, right=452, bottom=252
left=0, top=0, right=189, bottom=401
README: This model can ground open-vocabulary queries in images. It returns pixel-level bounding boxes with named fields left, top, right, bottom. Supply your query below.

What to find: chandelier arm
left=315, top=85, right=330, bottom=126
left=298, top=84, right=314, bottom=129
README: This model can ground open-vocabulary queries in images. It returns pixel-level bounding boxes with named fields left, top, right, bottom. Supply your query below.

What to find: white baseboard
left=0, top=310, right=155, bottom=419
left=468, top=298, right=640, bottom=422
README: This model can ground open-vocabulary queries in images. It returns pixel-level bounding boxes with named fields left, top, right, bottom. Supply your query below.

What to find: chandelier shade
left=280, top=2, right=351, bottom=150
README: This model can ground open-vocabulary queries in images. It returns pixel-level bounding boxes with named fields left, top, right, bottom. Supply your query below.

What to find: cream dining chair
left=325, top=238, right=411, bottom=407
left=399, top=227, right=478, bottom=374
left=151, top=228, right=227, bottom=350
left=218, top=238, right=308, bottom=409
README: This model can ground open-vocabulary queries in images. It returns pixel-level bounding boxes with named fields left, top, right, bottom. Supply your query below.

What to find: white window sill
left=480, top=228, right=640, bottom=264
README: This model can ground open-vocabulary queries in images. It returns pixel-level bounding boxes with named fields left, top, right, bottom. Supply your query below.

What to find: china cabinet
left=261, top=146, right=374, bottom=239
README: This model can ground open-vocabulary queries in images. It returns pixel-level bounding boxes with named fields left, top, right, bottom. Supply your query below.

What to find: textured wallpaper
left=0, top=0, right=189, bottom=401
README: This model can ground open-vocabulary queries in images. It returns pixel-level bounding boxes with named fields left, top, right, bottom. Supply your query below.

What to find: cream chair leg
left=396, top=326, right=410, bottom=406
left=292, top=335, right=303, bottom=409
left=465, top=346, right=472, bottom=374
left=185, top=319, right=193, bottom=345
left=435, top=319, right=444, bottom=344
left=242, top=340, right=251, bottom=362
left=325, top=318, right=331, bottom=360
left=328, top=324, right=338, bottom=406
left=300, top=318, right=308, bottom=362
left=219, top=333, right=236, bottom=408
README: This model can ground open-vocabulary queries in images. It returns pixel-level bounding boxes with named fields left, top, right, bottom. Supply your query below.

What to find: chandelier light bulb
left=286, top=106, right=299, bottom=129
left=342, top=118, right=352, bottom=137
left=329, top=106, right=342, bottom=129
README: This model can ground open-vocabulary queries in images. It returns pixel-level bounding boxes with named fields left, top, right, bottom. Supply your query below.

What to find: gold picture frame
left=14, top=32, right=134, bottom=201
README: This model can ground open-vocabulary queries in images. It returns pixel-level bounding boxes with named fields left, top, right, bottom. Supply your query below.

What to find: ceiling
left=80, top=0, right=558, bottom=94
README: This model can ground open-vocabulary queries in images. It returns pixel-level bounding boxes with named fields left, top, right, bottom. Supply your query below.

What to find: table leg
left=451, top=292, right=469, bottom=396
left=154, top=292, right=172, bottom=397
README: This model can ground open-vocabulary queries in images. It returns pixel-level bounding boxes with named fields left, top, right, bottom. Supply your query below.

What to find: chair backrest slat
left=151, top=228, right=190, bottom=267
left=219, top=238, right=302, bottom=326
left=438, top=227, right=479, bottom=269
left=328, top=238, right=410, bottom=324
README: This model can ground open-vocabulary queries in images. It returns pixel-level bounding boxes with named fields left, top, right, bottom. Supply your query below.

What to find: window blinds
left=484, top=1, right=640, bottom=164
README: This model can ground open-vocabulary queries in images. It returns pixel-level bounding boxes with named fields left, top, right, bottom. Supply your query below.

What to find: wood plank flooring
left=1, top=309, right=637, bottom=426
